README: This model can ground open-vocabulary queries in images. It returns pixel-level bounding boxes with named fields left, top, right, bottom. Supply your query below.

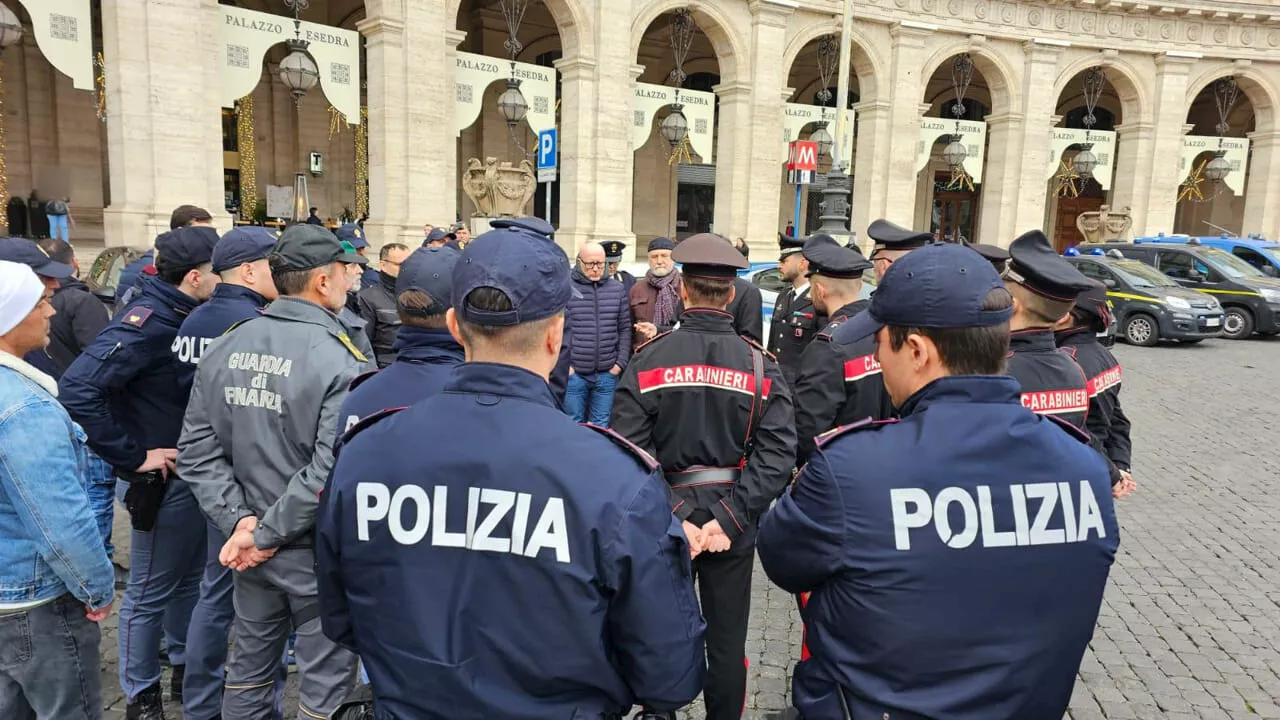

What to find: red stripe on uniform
left=636, top=365, right=772, bottom=398
left=843, top=354, right=882, bottom=383
left=1087, top=366, right=1122, bottom=398
left=1021, top=388, right=1089, bottom=415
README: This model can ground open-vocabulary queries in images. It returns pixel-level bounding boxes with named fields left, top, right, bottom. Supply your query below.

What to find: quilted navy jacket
left=566, top=268, right=632, bottom=376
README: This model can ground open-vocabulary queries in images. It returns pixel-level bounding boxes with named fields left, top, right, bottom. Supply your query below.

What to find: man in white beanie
left=0, top=260, right=116, bottom=719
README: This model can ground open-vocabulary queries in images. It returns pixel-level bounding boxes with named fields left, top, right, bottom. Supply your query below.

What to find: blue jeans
left=47, top=214, right=68, bottom=242
left=564, top=372, right=618, bottom=426
left=0, top=595, right=102, bottom=720
left=184, top=521, right=288, bottom=720
left=84, top=452, right=115, bottom=559
left=115, top=478, right=206, bottom=701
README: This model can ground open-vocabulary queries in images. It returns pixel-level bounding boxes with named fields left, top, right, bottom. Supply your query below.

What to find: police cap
left=802, top=234, right=872, bottom=279
left=0, top=237, right=73, bottom=279
left=866, top=219, right=933, bottom=254
left=833, top=243, right=1011, bottom=344
left=212, top=226, right=277, bottom=273
left=397, top=246, right=459, bottom=315
left=600, top=240, right=627, bottom=262
left=969, top=242, right=1010, bottom=272
left=270, top=224, right=347, bottom=272
left=451, top=226, right=572, bottom=326
left=424, top=227, right=457, bottom=246
left=672, top=233, right=749, bottom=279
left=489, top=216, right=555, bottom=238
left=155, top=226, right=219, bottom=272
left=334, top=223, right=368, bottom=250
left=647, top=236, right=675, bottom=253
left=1072, top=280, right=1112, bottom=325
left=1005, top=230, right=1093, bottom=301
left=778, top=234, right=805, bottom=259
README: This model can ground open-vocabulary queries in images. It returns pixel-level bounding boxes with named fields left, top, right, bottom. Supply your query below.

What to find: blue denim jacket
left=0, top=353, right=115, bottom=610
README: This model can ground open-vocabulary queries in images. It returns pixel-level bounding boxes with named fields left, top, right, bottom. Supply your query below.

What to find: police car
left=1137, top=234, right=1280, bottom=278
left=1065, top=249, right=1223, bottom=346
left=1081, top=238, right=1280, bottom=340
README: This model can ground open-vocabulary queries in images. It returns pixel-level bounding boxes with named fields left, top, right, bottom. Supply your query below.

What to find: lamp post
left=817, top=1, right=855, bottom=238
left=279, top=0, right=319, bottom=224
left=0, top=4, right=22, bottom=56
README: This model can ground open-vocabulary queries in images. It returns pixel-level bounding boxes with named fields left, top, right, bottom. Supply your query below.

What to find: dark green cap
left=269, top=224, right=346, bottom=271
left=338, top=240, right=369, bottom=265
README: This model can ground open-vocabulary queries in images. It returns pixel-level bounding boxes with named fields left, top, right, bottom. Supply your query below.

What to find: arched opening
left=631, top=9, right=725, bottom=244
left=1174, top=76, right=1256, bottom=238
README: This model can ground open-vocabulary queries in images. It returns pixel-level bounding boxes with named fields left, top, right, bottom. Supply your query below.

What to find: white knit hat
left=0, top=261, right=45, bottom=337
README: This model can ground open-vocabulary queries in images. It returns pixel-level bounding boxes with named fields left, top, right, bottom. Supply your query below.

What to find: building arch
left=630, top=0, right=746, bottom=83
left=918, top=41, right=1019, bottom=115
left=445, top=0, right=592, bottom=60
left=1185, top=65, right=1278, bottom=133
left=781, top=20, right=882, bottom=103
left=1053, top=54, right=1150, bottom=125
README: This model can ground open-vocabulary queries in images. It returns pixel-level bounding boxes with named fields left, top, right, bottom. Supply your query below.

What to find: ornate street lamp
left=496, top=78, right=529, bottom=126
left=496, top=0, right=530, bottom=131
left=279, top=0, right=319, bottom=104
left=662, top=8, right=694, bottom=152
left=660, top=105, right=688, bottom=147
left=1203, top=151, right=1231, bottom=182
left=942, top=54, right=975, bottom=172
left=942, top=135, right=968, bottom=170
left=0, top=3, right=23, bottom=57
left=809, top=122, right=834, bottom=162
left=1071, top=66, right=1108, bottom=179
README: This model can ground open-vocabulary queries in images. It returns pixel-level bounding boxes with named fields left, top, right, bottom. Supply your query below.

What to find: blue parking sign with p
left=537, top=129, right=557, bottom=182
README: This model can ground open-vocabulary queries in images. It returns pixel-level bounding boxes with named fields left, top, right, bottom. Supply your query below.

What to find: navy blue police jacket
left=317, top=362, right=706, bottom=719
left=172, top=284, right=270, bottom=396
left=758, top=375, right=1119, bottom=720
left=60, top=275, right=202, bottom=471
left=335, top=326, right=464, bottom=444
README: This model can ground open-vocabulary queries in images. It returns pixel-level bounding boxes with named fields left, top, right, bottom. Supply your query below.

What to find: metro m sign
left=788, top=140, right=818, bottom=185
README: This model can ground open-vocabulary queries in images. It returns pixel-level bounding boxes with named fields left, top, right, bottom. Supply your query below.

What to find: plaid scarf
left=647, top=269, right=681, bottom=328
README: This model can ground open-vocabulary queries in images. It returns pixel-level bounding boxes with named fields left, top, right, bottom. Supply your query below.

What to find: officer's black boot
left=125, top=683, right=166, bottom=720
left=169, top=664, right=185, bottom=703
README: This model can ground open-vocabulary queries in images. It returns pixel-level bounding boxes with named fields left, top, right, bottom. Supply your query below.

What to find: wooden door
left=1053, top=197, right=1104, bottom=252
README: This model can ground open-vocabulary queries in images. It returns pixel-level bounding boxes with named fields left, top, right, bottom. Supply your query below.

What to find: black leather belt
left=666, top=466, right=741, bottom=488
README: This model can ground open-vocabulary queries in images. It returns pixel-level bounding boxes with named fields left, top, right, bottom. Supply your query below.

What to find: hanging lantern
left=278, top=38, right=320, bottom=102
left=809, top=122, right=834, bottom=161
left=1203, top=151, right=1230, bottom=182
left=660, top=104, right=688, bottom=148
left=0, top=4, right=22, bottom=56
left=496, top=77, right=529, bottom=127
left=942, top=135, right=968, bottom=169
left=1073, top=143, right=1099, bottom=178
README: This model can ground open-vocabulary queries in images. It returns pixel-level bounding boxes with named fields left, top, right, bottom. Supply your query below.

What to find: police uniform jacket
left=172, top=284, right=270, bottom=396
left=611, top=308, right=797, bottom=539
left=767, top=283, right=824, bottom=387
left=1058, top=327, right=1132, bottom=477
left=316, top=363, right=706, bottom=718
left=336, top=326, right=464, bottom=444
left=615, top=269, right=637, bottom=296
left=1006, top=328, right=1090, bottom=431
left=758, top=376, right=1119, bottom=720
left=60, top=275, right=201, bottom=472
left=177, top=296, right=373, bottom=549
left=791, top=299, right=894, bottom=467
left=726, top=277, right=764, bottom=344
left=356, top=273, right=401, bottom=368
left=339, top=306, right=376, bottom=360
left=27, top=277, right=110, bottom=379
left=360, top=266, right=380, bottom=291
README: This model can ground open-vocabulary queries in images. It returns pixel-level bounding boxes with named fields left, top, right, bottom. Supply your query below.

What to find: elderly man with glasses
left=563, top=241, right=632, bottom=426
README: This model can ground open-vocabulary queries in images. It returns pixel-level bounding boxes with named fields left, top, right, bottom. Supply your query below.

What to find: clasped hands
left=220, top=516, right=277, bottom=572
left=682, top=520, right=730, bottom=559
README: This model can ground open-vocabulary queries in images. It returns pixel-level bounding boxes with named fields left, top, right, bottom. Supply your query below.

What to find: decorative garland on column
left=95, top=53, right=106, bottom=122
left=355, top=105, right=368, bottom=217
left=237, top=96, right=258, bottom=222
left=0, top=61, right=8, bottom=230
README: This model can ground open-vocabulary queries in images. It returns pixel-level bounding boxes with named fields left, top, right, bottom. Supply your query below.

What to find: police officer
left=602, top=239, right=637, bottom=295
left=171, top=225, right=285, bottom=720
left=60, top=225, right=221, bottom=720
left=758, top=242, right=1119, bottom=720
left=1002, top=230, right=1095, bottom=432
left=789, top=235, right=891, bottom=467
left=867, top=218, right=934, bottom=282
left=178, top=224, right=366, bottom=720
left=316, top=222, right=706, bottom=719
left=767, top=234, right=825, bottom=387
left=969, top=242, right=1010, bottom=273
left=1057, top=282, right=1137, bottom=497
left=336, top=238, right=377, bottom=359
left=335, top=222, right=379, bottom=290
left=337, top=245, right=464, bottom=441
left=611, top=233, right=797, bottom=720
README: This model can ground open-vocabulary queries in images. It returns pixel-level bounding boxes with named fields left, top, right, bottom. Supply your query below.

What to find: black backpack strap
left=741, top=345, right=767, bottom=463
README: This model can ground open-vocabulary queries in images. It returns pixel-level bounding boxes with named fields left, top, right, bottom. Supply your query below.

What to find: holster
left=117, top=470, right=169, bottom=531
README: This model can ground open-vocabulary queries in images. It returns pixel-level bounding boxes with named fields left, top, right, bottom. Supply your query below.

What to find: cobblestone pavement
left=98, top=337, right=1280, bottom=719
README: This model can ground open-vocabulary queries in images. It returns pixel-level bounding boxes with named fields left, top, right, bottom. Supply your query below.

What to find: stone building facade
left=5, top=0, right=1280, bottom=260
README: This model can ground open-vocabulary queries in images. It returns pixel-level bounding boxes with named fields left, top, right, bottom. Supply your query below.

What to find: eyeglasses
left=580, top=261, right=605, bottom=269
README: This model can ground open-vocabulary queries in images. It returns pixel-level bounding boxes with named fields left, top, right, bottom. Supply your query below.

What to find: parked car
left=1080, top=238, right=1280, bottom=340
left=1136, top=233, right=1280, bottom=278
left=1066, top=252, right=1223, bottom=346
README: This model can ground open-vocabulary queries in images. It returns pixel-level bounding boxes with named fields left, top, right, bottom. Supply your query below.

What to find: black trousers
left=692, top=530, right=755, bottom=720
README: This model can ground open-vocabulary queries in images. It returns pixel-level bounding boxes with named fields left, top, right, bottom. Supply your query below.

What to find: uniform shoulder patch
left=347, top=369, right=380, bottom=392
left=335, top=332, right=370, bottom=364
left=337, top=406, right=407, bottom=452
left=815, top=417, right=899, bottom=447
left=580, top=423, right=659, bottom=473
left=121, top=307, right=154, bottom=328
left=634, top=330, right=673, bottom=354
left=1044, top=414, right=1092, bottom=445
left=740, top=334, right=777, bottom=361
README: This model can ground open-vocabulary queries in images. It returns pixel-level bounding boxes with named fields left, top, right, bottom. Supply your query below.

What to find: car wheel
left=1123, top=314, right=1159, bottom=347
left=1221, top=306, right=1254, bottom=340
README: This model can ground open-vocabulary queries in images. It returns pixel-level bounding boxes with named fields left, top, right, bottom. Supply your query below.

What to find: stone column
left=1138, top=53, right=1196, bottom=236
left=1012, top=42, right=1061, bottom=235
left=1110, top=121, right=1154, bottom=221
left=739, top=0, right=793, bottom=248
left=975, top=112, right=1023, bottom=244
left=880, top=24, right=931, bottom=228
left=712, top=82, right=753, bottom=240
left=1243, top=130, right=1280, bottom=241
left=101, top=0, right=228, bottom=246
left=851, top=99, right=890, bottom=238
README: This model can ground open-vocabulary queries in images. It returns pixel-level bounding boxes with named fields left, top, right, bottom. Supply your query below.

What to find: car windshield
left=1111, top=260, right=1178, bottom=288
left=1196, top=247, right=1264, bottom=278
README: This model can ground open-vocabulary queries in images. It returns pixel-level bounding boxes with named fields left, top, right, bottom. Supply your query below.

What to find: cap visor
left=35, top=260, right=74, bottom=279
left=831, top=309, right=884, bottom=345
left=340, top=253, right=369, bottom=265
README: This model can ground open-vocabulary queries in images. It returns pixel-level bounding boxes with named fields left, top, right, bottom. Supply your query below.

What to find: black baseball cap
left=1005, top=230, right=1094, bottom=301
left=803, top=234, right=872, bottom=279
left=672, top=233, right=748, bottom=279
left=270, top=224, right=347, bottom=272
left=155, top=226, right=219, bottom=271
left=452, top=224, right=572, bottom=326
left=833, top=242, right=1012, bottom=344
left=397, top=246, right=459, bottom=315
left=212, top=226, right=277, bottom=273
left=0, top=237, right=73, bottom=278
left=867, top=219, right=933, bottom=255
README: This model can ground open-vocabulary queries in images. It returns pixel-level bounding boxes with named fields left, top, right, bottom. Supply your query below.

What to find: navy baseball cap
left=833, top=242, right=1012, bottom=344
left=489, top=216, right=555, bottom=238
left=452, top=226, right=572, bottom=326
left=0, top=237, right=73, bottom=278
left=212, top=226, right=277, bottom=273
left=424, top=227, right=456, bottom=245
left=155, top=226, right=219, bottom=271
left=397, top=246, right=460, bottom=315
left=334, top=223, right=368, bottom=250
